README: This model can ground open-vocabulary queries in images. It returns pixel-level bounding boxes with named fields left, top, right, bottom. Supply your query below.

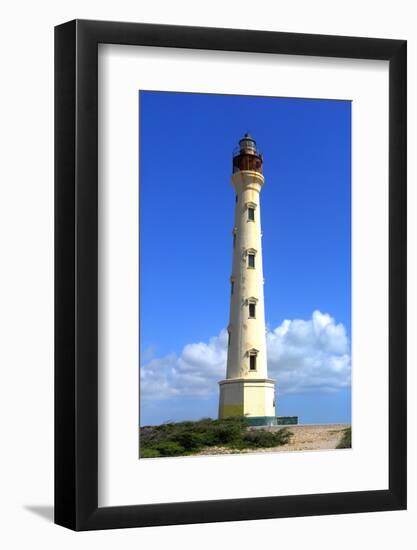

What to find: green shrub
left=336, top=427, right=352, bottom=449
left=211, top=423, right=242, bottom=445
left=153, top=441, right=185, bottom=456
left=140, top=448, right=160, bottom=458
left=238, top=428, right=292, bottom=449
left=174, top=431, right=207, bottom=451
left=139, top=417, right=292, bottom=457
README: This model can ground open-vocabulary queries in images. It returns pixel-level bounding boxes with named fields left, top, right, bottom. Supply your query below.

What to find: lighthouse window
left=249, top=354, right=257, bottom=371
left=248, top=253, right=255, bottom=268
left=231, top=281, right=234, bottom=295
left=249, top=303, right=256, bottom=318
left=233, top=233, right=236, bottom=248
left=248, top=207, right=255, bottom=221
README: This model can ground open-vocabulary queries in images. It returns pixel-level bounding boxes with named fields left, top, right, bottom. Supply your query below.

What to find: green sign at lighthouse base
left=244, top=416, right=299, bottom=427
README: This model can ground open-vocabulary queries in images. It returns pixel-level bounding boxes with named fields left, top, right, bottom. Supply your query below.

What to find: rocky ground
left=197, top=424, right=351, bottom=455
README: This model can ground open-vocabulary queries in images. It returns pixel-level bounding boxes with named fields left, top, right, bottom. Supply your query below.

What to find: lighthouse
left=218, top=133, right=276, bottom=421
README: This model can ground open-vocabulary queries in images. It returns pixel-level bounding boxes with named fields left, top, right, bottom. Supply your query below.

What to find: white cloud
left=266, top=310, right=351, bottom=394
left=140, top=311, right=350, bottom=400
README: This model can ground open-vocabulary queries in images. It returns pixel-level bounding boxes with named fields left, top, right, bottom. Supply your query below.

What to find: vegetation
left=140, top=417, right=293, bottom=458
left=336, top=426, right=352, bottom=449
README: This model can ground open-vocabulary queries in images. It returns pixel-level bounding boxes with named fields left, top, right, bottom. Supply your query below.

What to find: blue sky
left=139, top=91, right=351, bottom=426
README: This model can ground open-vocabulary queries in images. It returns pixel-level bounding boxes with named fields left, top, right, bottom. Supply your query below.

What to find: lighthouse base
left=244, top=416, right=299, bottom=427
left=218, top=378, right=276, bottom=419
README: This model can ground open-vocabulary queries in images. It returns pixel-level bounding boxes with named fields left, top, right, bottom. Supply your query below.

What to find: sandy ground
left=197, top=424, right=350, bottom=455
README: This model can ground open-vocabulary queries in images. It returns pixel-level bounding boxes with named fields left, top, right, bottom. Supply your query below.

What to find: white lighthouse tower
left=219, top=133, right=276, bottom=420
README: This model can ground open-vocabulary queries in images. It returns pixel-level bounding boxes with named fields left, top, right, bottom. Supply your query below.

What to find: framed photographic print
left=55, top=20, right=407, bottom=530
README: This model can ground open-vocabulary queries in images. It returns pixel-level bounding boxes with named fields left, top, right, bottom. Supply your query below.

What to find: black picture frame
left=55, top=19, right=407, bottom=531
